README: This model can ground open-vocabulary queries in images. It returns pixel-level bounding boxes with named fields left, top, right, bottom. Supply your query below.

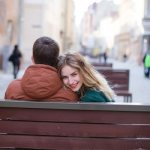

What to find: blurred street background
left=1, top=57, right=150, bottom=103
left=0, top=0, right=150, bottom=102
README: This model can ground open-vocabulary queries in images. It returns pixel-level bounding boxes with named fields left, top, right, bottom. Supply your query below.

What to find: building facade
left=0, top=0, right=19, bottom=70
left=0, top=0, right=75, bottom=69
left=20, top=0, right=75, bottom=63
left=80, top=0, right=145, bottom=63
left=142, top=0, right=150, bottom=55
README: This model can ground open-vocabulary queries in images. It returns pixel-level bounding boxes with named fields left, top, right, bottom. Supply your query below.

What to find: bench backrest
left=0, top=100, right=150, bottom=150
left=97, top=69, right=129, bottom=91
left=92, top=63, right=113, bottom=69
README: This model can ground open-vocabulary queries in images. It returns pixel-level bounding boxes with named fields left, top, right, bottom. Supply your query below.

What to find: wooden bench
left=97, top=69, right=132, bottom=102
left=92, top=63, right=113, bottom=69
left=0, top=100, right=150, bottom=150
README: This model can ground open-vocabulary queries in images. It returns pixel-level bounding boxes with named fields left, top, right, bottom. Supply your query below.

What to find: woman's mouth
left=70, top=83, right=78, bottom=90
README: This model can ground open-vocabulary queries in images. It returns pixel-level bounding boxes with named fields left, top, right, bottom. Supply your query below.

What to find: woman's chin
left=71, top=89, right=77, bottom=92
left=70, top=85, right=82, bottom=92
left=72, top=88, right=80, bottom=92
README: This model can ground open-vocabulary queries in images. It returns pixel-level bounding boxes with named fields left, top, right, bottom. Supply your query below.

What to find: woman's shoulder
left=85, top=88, right=104, bottom=95
left=80, top=88, right=112, bottom=102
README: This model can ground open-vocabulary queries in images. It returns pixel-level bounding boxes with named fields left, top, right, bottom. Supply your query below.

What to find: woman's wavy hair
left=57, top=52, right=115, bottom=100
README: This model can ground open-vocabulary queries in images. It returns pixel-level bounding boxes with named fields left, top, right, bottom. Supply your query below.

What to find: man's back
left=5, top=64, right=78, bottom=101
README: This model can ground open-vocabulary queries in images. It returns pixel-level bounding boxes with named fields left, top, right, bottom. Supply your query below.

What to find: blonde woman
left=57, top=52, right=115, bottom=102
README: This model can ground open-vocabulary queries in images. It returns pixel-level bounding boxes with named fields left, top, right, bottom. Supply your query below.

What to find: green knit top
left=79, top=88, right=114, bottom=102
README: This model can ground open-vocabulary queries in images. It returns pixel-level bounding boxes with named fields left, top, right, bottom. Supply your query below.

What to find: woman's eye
left=72, top=73, right=77, bottom=76
left=62, top=76, right=67, bottom=80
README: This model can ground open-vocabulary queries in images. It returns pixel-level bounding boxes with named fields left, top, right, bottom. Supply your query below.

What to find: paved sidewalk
left=112, top=59, right=150, bottom=103
left=0, top=69, right=25, bottom=100
left=0, top=71, right=13, bottom=99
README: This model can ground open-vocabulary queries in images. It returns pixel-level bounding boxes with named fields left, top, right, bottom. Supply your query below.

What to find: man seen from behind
left=5, top=36, right=78, bottom=102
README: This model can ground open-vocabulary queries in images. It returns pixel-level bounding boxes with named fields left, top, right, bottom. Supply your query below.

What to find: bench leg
left=127, top=96, right=132, bottom=103
left=124, top=96, right=132, bottom=103
left=129, top=95, right=132, bottom=103
left=123, top=96, right=127, bottom=102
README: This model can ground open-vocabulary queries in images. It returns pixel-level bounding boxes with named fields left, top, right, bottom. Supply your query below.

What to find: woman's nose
left=68, top=77, right=74, bottom=84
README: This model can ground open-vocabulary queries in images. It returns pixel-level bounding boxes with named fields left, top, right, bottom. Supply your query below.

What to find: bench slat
left=92, top=63, right=113, bottom=67
left=0, top=135, right=150, bottom=150
left=0, top=108, right=150, bottom=124
left=0, top=120, right=150, bottom=138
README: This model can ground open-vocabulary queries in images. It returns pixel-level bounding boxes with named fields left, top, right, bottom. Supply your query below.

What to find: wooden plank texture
left=0, top=107, right=150, bottom=124
left=0, top=101, right=150, bottom=149
left=97, top=69, right=129, bottom=91
left=0, top=135, right=150, bottom=150
left=0, top=120, right=150, bottom=137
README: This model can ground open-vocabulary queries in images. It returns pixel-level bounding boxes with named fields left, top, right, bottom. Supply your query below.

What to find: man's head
left=32, top=36, right=59, bottom=67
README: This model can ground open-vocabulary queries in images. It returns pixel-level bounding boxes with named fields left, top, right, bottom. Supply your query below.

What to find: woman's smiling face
left=61, top=65, right=83, bottom=92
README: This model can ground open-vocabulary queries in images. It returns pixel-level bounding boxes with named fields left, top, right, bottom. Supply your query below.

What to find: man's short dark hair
left=33, top=36, right=59, bottom=67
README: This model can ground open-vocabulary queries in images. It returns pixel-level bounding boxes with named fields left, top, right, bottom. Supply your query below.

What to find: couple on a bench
left=5, top=37, right=115, bottom=103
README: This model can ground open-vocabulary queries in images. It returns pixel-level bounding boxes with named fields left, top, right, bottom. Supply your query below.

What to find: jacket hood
left=21, top=64, right=62, bottom=99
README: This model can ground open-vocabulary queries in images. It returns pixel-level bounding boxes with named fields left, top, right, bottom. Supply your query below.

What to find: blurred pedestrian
left=103, top=51, right=107, bottom=63
left=103, top=48, right=108, bottom=63
left=123, top=53, right=127, bottom=62
left=8, top=44, right=22, bottom=79
left=143, top=50, right=150, bottom=78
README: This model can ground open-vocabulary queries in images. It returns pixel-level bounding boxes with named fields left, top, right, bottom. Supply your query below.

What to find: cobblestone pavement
left=0, top=58, right=150, bottom=103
